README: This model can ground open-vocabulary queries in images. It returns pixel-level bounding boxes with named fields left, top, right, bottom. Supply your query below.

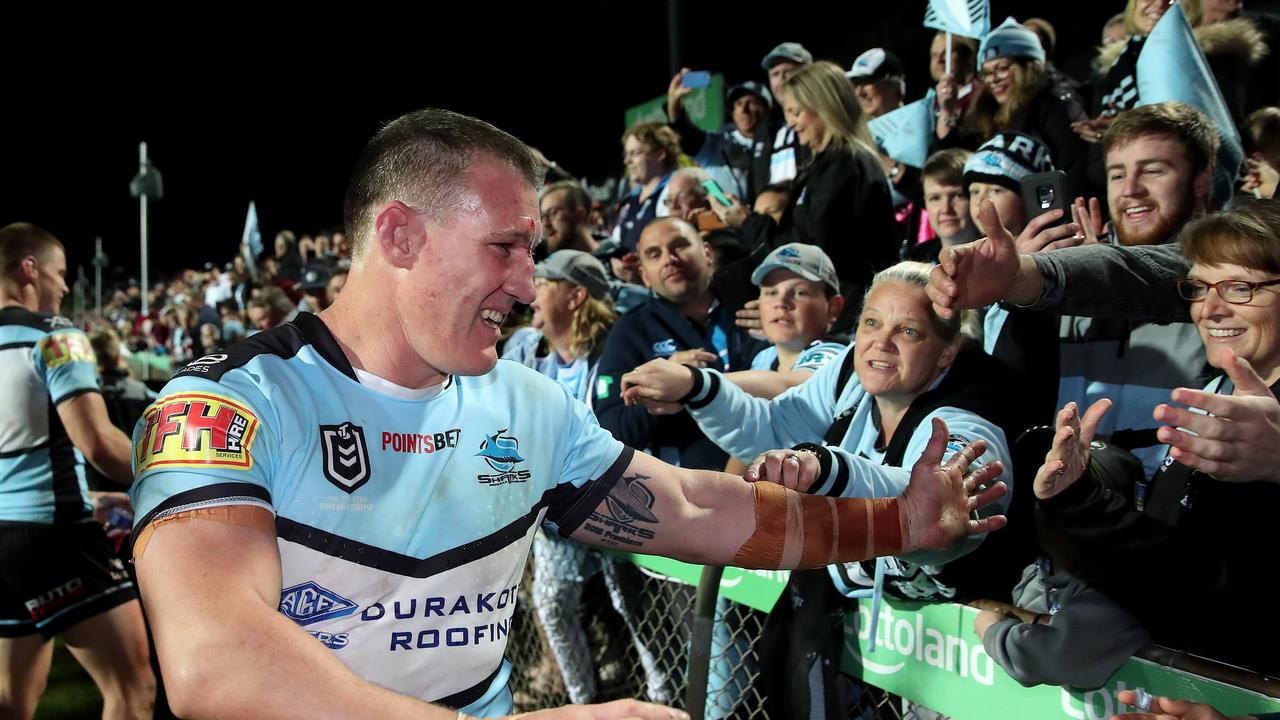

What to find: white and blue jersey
left=129, top=313, right=631, bottom=716
left=0, top=307, right=97, bottom=524
left=748, top=339, right=846, bottom=372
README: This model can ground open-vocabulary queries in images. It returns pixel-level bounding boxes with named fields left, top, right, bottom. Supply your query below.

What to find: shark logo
left=604, top=475, right=659, bottom=524
left=476, top=429, right=531, bottom=485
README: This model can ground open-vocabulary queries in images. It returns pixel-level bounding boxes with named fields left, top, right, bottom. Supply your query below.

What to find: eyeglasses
left=980, top=61, right=1015, bottom=83
left=1174, top=277, right=1280, bottom=304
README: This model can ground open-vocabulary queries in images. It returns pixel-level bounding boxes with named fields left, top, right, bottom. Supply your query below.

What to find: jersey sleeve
left=792, top=340, right=846, bottom=373
left=129, top=372, right=280, bottom=533
left=32, top=327, right=100, bottom=404
left=534, top=373, right=631, bottom=536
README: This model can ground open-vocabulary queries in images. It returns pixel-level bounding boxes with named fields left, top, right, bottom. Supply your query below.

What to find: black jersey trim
left=170, top=311, right=356, bottom=383
left=0, top=307, right=72, bottom=331
left=131, top=482, right=274, bottom=538
left=52, top=387, right=100, bottom=405
left=434, top=664, right=504, bottom=710
left=551, top=446, right=634, bottom=536
left=0, top=441, right=50, bottom=459
left=0, top=341, right=36, bottom=352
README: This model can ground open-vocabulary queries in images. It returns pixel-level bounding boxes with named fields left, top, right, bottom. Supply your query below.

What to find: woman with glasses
left=1030, top=199, right=1280, bottom=677
left=951, top=18, right=1091, bottom=199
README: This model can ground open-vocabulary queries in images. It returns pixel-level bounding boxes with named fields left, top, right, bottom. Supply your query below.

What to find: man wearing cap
left=667, top=71, right=772, bottom=200
left=595, top=217, right=767, bottom=470
left=747, top=42, right=814, bottom=201
left=846, top=48, right=906, bottom=119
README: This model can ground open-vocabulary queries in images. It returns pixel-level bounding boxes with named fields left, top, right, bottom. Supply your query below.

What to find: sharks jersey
left=0, top=307, right=97, bottom=524
left=129, top=312, right=631, bottom=717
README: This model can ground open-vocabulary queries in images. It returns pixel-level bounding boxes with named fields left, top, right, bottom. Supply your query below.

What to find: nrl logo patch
left=320, top=422, right=372, bottom=493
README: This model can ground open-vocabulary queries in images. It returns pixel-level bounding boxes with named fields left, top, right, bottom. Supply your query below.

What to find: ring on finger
left=784, top=452, right=800, bottom=463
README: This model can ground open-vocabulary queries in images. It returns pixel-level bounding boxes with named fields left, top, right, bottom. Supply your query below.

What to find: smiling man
left=127, top=110, right=1008, bottom=720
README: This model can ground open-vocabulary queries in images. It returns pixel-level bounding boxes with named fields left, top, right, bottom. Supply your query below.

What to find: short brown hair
left=1181, top=198, right=1280, bottom=273
left=1104, top=103, right=1219, bottom=178
left=541, top=180, right=592, bottom=212
left=922, top=149, right=972, bottom=187
left=343, top=109, right=546, bottom=257
left=1243, top=107, right=1280, bottom=163
left=0, top=222, right=62, bottom=278
left=620, top=122, right=682, bottom=172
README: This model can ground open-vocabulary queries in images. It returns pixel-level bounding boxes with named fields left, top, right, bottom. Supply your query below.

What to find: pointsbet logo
left=135, top=392, right=260, bottom=472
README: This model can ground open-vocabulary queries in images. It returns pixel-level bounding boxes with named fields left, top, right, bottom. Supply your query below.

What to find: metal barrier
left=505, top=539, right=1280, bottom=719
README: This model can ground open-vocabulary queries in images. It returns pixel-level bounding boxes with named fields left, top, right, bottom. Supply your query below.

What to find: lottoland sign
left=625, top=554, right=1280, bottom=719
left=623, top=73, right=726, bottom=134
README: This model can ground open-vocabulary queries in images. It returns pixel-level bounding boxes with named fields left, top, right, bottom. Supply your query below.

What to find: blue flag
left=868, top=91, right=935, bottom=169
left=242, top=200, right=263, bottom=260
left=1136, top=2, right=1243, bottom=205
left=923, top=0, right=990, bottom=39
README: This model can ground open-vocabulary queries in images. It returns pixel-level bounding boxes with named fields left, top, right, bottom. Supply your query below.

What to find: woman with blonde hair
left=715, top=60, right=898, bottom=312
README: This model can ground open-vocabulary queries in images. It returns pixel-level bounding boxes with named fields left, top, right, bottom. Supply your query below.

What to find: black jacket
left=746, top=111, right=811, bottom=202
left=1006, top=70, right=1093, bottom=200
left=594, top=293, right=767, bottom=470
left=739, top=146, right=899, bottom=327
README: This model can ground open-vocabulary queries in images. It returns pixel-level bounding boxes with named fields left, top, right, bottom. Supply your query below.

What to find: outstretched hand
left=899, top=418, right=1007, bottom=553
left=1154, top=348, right=1280, bottom=484
left=1109, top=690, right=1231, bottom=720
left=926, top=200, right=1024, bottom=319
left=1034, top=399, right=1113, bottom=500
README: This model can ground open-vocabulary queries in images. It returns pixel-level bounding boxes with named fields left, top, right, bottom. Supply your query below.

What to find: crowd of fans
left=59, top=2, right=1280, bottom=717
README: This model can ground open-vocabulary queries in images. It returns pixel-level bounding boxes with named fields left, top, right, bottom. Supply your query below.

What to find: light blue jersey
left=748, top=339, right=846, bottom=372
left=0, top=307, right=97, bottom=524
left=130, top=313, right=630, bottom=716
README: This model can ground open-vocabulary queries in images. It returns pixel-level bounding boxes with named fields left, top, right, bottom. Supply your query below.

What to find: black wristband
left=792, top=442, right=832, bottom=491
left=675, top=364, right=704, bottom=405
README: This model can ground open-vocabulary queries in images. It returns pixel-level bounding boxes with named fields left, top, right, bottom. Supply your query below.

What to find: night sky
left=3, top=3, right=1116, bottom=287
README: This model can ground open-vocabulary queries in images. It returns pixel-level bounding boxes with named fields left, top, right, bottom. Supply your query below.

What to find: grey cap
left=751, top=243, right=840, bottom=293
left=534, top=250, right=611, bottom=299
left=761, top=42, right=813, bottom=71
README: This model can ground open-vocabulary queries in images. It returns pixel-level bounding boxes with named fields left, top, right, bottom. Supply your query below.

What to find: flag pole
left=945, top=31, right=953, bottom=76
left=139, top=142, right=149, bottom=315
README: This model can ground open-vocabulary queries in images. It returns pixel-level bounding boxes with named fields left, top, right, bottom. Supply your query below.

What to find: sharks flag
left=1135, top=1, right=1244, bottom=206
left=923, top=0, right=990, bottom=39
left=868, top=90, right=936, bottom=169
left=242, top=200, right=263, bottom=283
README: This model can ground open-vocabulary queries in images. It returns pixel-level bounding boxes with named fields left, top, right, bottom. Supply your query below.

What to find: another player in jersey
left=129, top=109, right=1007, bottom=720
left=1, top=223, right=154, bottom=719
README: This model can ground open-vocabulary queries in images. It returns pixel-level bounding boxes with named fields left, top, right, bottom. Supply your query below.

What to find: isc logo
left=279, top=581, right=359, bottom=626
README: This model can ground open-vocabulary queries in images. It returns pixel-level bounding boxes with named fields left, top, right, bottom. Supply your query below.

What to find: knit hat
left=962, top=131, right=1055, bottom=193
left=979, top=17, right=1046, bottom=64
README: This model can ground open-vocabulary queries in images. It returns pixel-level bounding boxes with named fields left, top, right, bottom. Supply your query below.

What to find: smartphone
left=694, top=209, right=727, bottom=232
left=701, top=178, right=733, bottom=207
left=1020, top=171, right=1070, bottom=228
left=682, top=71, right=711, bottom=89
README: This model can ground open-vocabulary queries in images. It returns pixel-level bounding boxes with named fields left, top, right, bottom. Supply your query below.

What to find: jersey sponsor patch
left=38, top=331, right=95, bottom=369
left=279, top=581, right=359, bottom=626
left=135, top=392, right=261, bottom=473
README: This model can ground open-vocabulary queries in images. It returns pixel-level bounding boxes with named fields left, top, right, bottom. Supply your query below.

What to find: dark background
left=2, top=2, right=1118, bottom=285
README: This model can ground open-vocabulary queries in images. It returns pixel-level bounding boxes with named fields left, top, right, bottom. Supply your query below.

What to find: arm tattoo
left=580, top=473, right=660, bottom=549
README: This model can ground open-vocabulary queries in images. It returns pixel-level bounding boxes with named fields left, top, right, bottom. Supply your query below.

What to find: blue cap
left=978, top=17, right=1045, bottom=64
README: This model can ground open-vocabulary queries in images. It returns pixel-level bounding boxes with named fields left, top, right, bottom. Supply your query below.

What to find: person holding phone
left=710, top=61, right=898, bottom=330
left=666, top=70, right=771, bottom=202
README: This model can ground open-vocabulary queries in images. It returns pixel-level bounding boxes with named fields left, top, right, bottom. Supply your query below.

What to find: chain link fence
left=505, top=532, right=911, bottom=719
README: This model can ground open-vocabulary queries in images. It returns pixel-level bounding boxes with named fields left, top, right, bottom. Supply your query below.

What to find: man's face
left=758, top=269, right=838, bottom=351
left=1106, top=134, right=1205, bottom=246
left=923, top=178, right=972, bottom=243
left=33, top=246, right=68, bottom=314
left=1203, top=0, right=1241, bottom=24
left=767, top=61, right=802, bottom=100
left=731, top=94, right=769, bottom=136
left=664, top=175, right=710, bottom=222
left=968, top=181, right=1026, bottom=235
left=853, top=80, right=898, bottom=118
left=398, top=157, right=539, bottom=377
left=623, top=136, right=665, bottom=185
left=326, top=272, right=347, bottom=305
left=753, top=190, right=789, bottom=224
left=637, top=220, right=713, bottom=306
left=539, top=189, right=582, bottom=249
left=247, top=306, right=273, bottom=331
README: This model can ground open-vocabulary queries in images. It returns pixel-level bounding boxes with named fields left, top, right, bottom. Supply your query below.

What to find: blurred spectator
left=612, top=122, right=680, bottom=252
left=540, top=180, right=600, bottom=254
left=663, top=167, right=713, bottom=224
left=1242, top=106, right=1280, bottom=198
left=272, top=230, right=303, bottom=282
left=846, top=48, right=906, bottom=118
left=246, top=285, right=296, bottom=331
left=930, top=32, right=981, bottom=148
left=751, top=181, right=791, bottom=224
left=668, top=71, right=772, bottom=199
left=326, top=268, right=348, bottom=307
left=748, top=42, right=814, bottom=200
left=716, top=61, right=899, bottom=321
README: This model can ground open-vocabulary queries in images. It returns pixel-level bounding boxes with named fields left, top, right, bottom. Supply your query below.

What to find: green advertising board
left=624, top=554, right=1280, bottom=718
left=623, top=73, right=725, bottom=133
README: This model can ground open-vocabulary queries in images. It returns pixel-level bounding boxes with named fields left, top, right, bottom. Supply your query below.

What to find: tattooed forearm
left=580, top=473, right=660, bottom=549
